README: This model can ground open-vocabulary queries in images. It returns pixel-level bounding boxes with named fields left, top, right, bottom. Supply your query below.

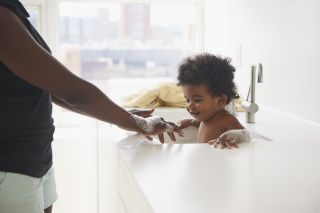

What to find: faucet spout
left=258, top=63, right=263, bottom=83
left=249, top=65, right=257, bottom=103
left=242, top=63, right=263, bottom=123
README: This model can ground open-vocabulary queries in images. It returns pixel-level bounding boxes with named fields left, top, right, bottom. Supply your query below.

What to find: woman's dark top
left=0, top=0, right=55, bottom=178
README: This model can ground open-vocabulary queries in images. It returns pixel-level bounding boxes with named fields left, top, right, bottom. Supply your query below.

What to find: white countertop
left=115, top=107, right=320, bottom=213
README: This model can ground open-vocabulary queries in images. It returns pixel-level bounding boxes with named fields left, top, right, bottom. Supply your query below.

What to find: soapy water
left=208, top=129, right=251, bottom=148
left=130, top=114, right=183, bottom=135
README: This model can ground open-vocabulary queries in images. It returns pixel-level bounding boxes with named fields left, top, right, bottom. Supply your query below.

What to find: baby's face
left=183, top=84, right=225, bottom=122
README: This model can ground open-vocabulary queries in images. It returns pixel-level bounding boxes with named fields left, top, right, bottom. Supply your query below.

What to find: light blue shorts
left=0, top=166, right=58, bottom=213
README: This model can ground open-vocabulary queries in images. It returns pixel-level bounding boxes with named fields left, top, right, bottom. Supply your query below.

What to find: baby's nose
left=187, top=102, right=196, bottom=110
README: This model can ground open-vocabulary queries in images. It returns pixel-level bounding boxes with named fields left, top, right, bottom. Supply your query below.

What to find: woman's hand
left=151, top=119, right=184, bottom=143
left=129, top=109, right=184, bottom=143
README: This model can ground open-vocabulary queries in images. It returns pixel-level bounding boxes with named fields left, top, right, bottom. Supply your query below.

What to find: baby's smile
left=189, top=111, right=200, bottom=117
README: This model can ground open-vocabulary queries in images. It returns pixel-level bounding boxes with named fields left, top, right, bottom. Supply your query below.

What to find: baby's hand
left=208, top=129, right=251, bottom=149
left=208, top=134, right=239, bottom=149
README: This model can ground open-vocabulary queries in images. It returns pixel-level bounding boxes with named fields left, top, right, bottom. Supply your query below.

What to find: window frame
left=20, top=0, right=48, bottom=38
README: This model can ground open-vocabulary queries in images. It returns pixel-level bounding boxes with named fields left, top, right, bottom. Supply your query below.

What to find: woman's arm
left=0, top=6, right=150, bottom=133
left=52, top=95, right=90, bottom=116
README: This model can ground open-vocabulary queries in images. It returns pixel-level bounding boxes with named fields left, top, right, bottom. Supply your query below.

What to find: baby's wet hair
left=177, top=53, right=239, bottom=104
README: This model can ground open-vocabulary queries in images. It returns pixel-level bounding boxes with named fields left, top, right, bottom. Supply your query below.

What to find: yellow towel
left=235, top=98, right=245, bottom=112
left=120, top=82, right=186, bottom=108
left=121, top=82, right=244, bottom=111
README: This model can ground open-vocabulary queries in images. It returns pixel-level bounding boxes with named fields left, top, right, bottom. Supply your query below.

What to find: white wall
left=204, top=0, right=320, bottom=123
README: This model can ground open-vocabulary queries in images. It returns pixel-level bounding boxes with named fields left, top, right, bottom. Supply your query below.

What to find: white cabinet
left=96, top=122, right=153, bottom=213
left=118, top=156, right=153, bottom=213
left=118, top=194, right=128, bottom=213
left=52, top=111, right=98, bottom=213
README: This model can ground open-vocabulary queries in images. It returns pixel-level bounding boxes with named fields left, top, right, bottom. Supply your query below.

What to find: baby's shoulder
left=220, top=112, right=238, bottom=122
left=220, top=113, right=243, bottom=129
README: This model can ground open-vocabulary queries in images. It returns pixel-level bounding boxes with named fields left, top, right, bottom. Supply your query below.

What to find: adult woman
left=0, top=1, right=180, bottom=212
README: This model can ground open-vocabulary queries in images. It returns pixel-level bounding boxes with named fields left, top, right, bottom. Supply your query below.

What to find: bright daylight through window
left=58, top=2, right=199, bottom=81
left=27, top=6, right=41, bottom=31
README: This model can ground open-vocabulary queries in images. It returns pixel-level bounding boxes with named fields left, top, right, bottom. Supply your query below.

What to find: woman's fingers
left=167, top=131, right=176, bottom=141
left=176, top=129, right=184, bottom=137
left=157, top=133, right=164, bottom=144
left=214, top=142, right=220, bottom=148
left=144, top=135, right=153, bottom=141
left=153, top=121, right=168, bottom=134
left=165, top=121, right=184, bottom=137
left=143, top=117, right=185, bottom=143
left=232, top=144, right=239, bottom=148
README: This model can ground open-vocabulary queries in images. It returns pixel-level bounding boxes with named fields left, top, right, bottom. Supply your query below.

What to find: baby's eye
left=193, top=99, right=202, bottom=103
left=185, top=99, right=190, bottom=103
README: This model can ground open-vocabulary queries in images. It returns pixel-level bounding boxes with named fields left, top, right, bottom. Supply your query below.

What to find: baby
left=176, top=53, right=250, bottom=148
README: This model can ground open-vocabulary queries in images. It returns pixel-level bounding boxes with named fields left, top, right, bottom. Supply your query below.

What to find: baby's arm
left=208, top=114, right=250, bottom=148
left=177, top=118, right=200, bottom=129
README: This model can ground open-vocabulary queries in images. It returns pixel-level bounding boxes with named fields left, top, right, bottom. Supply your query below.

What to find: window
left=58, top=1, right=201, bottom=81
left=26, top=6, right=41, bottom=30
left=21, top=0, right=203, bottom=97
left=21, top=0, right=47, bottom=36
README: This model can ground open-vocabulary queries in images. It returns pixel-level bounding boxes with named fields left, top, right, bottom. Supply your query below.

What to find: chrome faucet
left=241, top=63, right=263, bottom=123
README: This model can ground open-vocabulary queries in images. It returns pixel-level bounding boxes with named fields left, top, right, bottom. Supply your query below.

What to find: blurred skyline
left=30, top=2, right=198, bottom=80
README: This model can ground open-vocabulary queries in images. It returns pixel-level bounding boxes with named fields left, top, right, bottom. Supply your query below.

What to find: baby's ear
left=218, top=95, right=228, bottom=106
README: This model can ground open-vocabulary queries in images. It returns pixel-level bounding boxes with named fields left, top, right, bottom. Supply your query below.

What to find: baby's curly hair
left=177, top=53, right=239, bottom=104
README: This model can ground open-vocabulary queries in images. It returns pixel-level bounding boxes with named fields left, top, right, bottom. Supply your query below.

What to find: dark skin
left=128, top=108, right=182, bottom=142
left=199, top=110, right=244, bottom=148
left=177, top=110, right=244, bottom=148
left=44, top=206, right=52, bottom=213
left=178, top=84, right=244, bottom=149
left=0, top=6, right=181, bottom=139
left=52, top=98, right=179, bottom=142
left=0, top=5, right=181, bottom=213
left=198, top=110, right=244, bottom=143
